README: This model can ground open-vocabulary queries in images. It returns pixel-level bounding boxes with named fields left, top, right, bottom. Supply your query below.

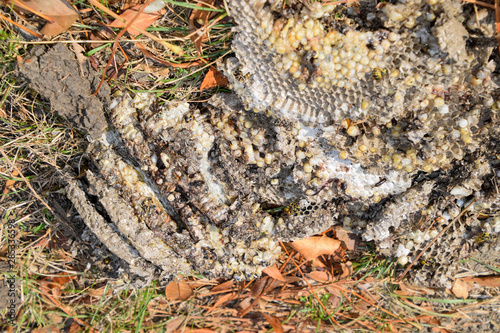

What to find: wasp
left=183, top=113, right=193, bottom=123
left=419, top=258, right=435, bottom=267
left=372, top=67, right=388, bottom=81
left=475, top=232, right=492, bottom=244
left=283, top=200, right=301, bottom=217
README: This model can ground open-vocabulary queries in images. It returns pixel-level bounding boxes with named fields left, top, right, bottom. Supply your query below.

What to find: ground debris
left=16, top=43, right=110, bottom=140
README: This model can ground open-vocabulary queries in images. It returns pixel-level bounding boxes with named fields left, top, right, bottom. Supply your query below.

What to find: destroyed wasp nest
left=63, top=0, right=499, bottom=286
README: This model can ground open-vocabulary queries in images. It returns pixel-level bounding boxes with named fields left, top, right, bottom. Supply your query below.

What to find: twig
left=0, top=12, right=43, bottom=38
left=462, top=0, right=495, bottom=9
left=397, top=198, right=476, bottom=282
left=322, top=0, right=359, bottom=6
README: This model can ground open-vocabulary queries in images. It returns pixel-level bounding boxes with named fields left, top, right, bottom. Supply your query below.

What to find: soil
left=16, top=43, right=110, bottom=140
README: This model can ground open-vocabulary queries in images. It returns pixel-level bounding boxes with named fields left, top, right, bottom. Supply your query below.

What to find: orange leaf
left=451, top=279, right=468, bottom=299
left=72, top=42, right=87, bottom=64
left=262, top=313, right=284, bottom=333
left=328, top=294, right=340, bottom=308
left=308, top=270, right=333, bottom=283
left=263, top=264, right=285, bottom=282
left=200, top=67, right=228, bottom=90
left=290, top=235, right=341, bottom=261
left=109, top=5, right=166, bottom=37
left=340, top=262, right=353, bottom=278
left=334, top=227, right=357, bottom=251
left=188, top=0, right=217, bottom=55
left=395, top=282, right=415, bottom=297
left=88, top=286, right=111, bottom=297
left=250, top=277, right=269, bottom=298
left=9, top=0, right=79, bottom=36
left=165, top=280, right=193, bottom=301
left=52, top=273, right=76, bottom=286
left=210, top=292, right=237, bottom=311
left=67, top=321, right=81, bottom=333
left=165, top=316, right=185, bottom=332
left=325, top=284, right=344, bottom=298
left=211, top=279, right=234, bottom=293
left=461, top=275, right=500, bottom=288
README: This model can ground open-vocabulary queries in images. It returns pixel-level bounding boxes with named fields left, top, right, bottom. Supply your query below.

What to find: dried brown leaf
left=461, top=275, right=500, bottom=288
left=334, top=227, right=357, bottom=251
left=354, top=299, right=371, bottom=312
left=263, top=264, right=286, bottom=282
left=51, top=286, right=61, bottom=299
left=325, top=283, right=344, bottom=298
left=328, top=294, right=340, bottom=308
left=211, top=279, right=235, bottom=292
left=396, top=282, right=435, bottom=297
left=165, top=280, right=193, bottom=301
left=451, top=279, right=468, bottom=299
left=200, top=66, right=229, bottom=90
left=51, top=273, right=76, bottom=286
left=395, top=282, right=415, bottom=297
left=9, top=0, right=79, bottom=36
left=72, top=42, right=87, bottom=64
left=136, top=63, right=171, bottom=76
left=186, top=278, right=217, bottom=289
left=290, top=235, right=341, bottom=261
left=189, top=0, right=217, bottom=55
left=109, top=5, right=166, bottom=37
left=262, top=313, right=284, bottom=333
left=88, top=287, right=111, bottom=297
left=308, top=270, right=333, bottom=283
left=340, top=262, right=353, bottom=278
left=418, top=316, right=447, bottom=332
left=239, top=297, right=253, bottom=310
left=67, top=321, right=81, bottom=333
left=250, top=277, right=269, bottom=298
left=211, top=292, right=237, bottom=310
left=312, top=259, right=327, bottom=267
left=165, top=316, right=185, bottom=332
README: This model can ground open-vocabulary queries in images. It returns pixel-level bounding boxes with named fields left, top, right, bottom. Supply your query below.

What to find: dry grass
left=1, top=1, right=499, bottom=332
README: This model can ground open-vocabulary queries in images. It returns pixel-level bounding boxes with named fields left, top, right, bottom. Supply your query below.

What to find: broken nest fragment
left=19, top=0, right=500, bottom=287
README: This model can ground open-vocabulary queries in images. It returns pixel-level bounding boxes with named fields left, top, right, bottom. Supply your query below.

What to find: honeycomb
left=59, top=0, right=499, bottom=286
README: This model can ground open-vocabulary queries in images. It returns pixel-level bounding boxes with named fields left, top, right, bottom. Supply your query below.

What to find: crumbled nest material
left=17, top=0, right=500, bottom=287
left=16, top=43, right=110, bottom=140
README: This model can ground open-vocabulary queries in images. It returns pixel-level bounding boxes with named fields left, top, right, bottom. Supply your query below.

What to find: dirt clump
left=16, top=43, right=109, bottom=140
